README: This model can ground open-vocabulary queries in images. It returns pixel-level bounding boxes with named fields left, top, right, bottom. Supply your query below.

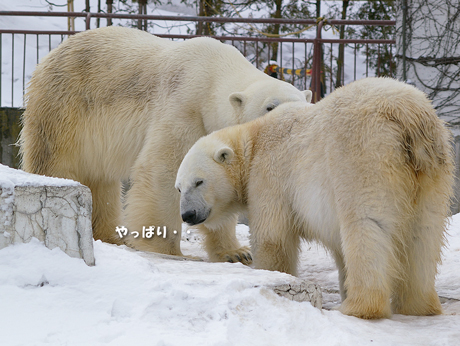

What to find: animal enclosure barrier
left=0, top=11, right=395, bottom=107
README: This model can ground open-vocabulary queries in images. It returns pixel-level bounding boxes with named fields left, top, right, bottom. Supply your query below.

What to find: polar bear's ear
left=229, top=92, right=247, bottom=111
left=303, top=90, right=313, bottom=103
left=214, top=146, right=234, bottom=164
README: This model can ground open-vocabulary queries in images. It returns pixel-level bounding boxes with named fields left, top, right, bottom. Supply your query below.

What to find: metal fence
left=0, top=11, right=396, bottom=107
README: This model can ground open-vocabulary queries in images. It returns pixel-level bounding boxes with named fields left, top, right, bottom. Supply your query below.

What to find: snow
left=0, top=164, right=81, bottom=190
left=0, top=216, right=459, bottom=346
left=0, top=164, right=81, bottom=228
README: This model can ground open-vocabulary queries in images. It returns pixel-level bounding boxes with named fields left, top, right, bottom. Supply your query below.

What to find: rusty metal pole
left=67, top=0, right=75, bottom=31
left=85, top=12, right=91, bottom=30
left=313, top=20, right=324, bottom=103
left=402, top=0, right=407, bottom=81
left=311, top=44, right=316, bottom=101
left=312, top=31, right=317, bottom=101
left=106, top=0, right=113, bottom=26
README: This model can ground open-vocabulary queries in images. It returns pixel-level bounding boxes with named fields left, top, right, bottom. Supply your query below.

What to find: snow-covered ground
left=0, top=214, right=459, bottom=346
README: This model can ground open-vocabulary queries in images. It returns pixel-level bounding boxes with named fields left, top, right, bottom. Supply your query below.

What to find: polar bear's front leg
left=198, top=215, right=252, bottom=265
left=124, top=121, right=205, bottom=256
left=246, top=178, right=301, bottom=275
left=123, top=162, right=183, bottom=255
left=250, top=209, right=301, bottom=275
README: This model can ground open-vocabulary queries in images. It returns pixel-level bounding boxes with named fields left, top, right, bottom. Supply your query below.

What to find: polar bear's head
left=175, top=133, right=239, bottom=229
left=229, top=80, right=312, bottom=124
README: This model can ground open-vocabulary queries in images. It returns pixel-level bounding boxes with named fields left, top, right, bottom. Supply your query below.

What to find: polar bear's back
left=28, top=27, right=169, bottom=109
left=24, top=26, right=258, bottom=124
left=250, top=77, right=453, bottom=246
left=317, top=78, right=452, bottom=179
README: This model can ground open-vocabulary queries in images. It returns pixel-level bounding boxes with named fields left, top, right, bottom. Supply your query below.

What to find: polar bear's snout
left=181, top=209, right=209, bottom=225
left=179, top=189, right=211, bottom=225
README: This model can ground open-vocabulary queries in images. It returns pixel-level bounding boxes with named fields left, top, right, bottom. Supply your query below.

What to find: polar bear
left=176, top=77, right=454, bottom=319
left=19, top=26, right=311, bottom=262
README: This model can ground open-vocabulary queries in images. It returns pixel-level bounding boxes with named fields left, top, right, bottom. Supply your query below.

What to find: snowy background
left=1, top=1, right=459, bottom=345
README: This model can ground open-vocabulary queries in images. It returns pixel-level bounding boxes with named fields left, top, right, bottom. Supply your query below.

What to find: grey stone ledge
left=269, top=280, right=323, bottom=309
left=0, top=170, right=95, bottom=266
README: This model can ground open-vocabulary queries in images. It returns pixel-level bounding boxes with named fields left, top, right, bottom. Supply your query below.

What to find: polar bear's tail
left=395, top=101, right=453, bottom=184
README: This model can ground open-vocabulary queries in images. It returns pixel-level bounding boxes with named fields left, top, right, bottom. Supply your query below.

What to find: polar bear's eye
left=266, top=100, right=280, bottom=112
left=177, top=188, right=181, bottom=193
left=195, top=180, right=203, bottom=188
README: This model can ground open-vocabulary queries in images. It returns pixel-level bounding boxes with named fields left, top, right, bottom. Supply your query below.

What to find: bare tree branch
left=396, top=0, right=460, bottom=122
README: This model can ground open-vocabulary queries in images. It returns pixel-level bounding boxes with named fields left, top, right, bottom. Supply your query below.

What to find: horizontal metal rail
left=0, top=11, right=396, bottom=27
left=0, top=11, right=319, bottom=25
left=0, top=30, right=79, bottom=35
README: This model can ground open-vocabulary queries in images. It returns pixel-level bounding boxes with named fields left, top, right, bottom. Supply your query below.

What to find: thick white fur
left=19, top=26, right=311, bottom=260
left=176, top=77, right=454, bottom=319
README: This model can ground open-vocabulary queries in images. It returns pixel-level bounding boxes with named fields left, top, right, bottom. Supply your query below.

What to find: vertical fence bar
left=390, top=44, right=393, bottom=77
left=377, top=44, right=381, bottom=76
left=312, top=21, right=320, bottom=103
left=311, top=38, right=315, bottom=100
left=11, top=33, right=14, bottom=107
left=304, top=42, right=307, bottom=91
left=402, top=0, right=407, bottom=81
left=0, top=34, right=2, bottom=106
left=366, top=43, right=369, bottom=77
left=329, top=43, right=332, bottom=94
left=23, top=34, right=26, bottom=106
left=255, top=41, right=259, bottom=68
left=292, top=42, right=295, bottom=86
left=316, top=20, right=324, bottom=102
left=280, top=42, right=283, bottom=79
left=36, top=34, right=39, bottom=64
left=86, top=12, right=91, bottom=30
left=267, top=42, right=270, bottom=67
left=48, top=34, right=51, bottom=51
left=354, top=43, right=357, bottom=81
left=342, top=43, right=345, bottom=87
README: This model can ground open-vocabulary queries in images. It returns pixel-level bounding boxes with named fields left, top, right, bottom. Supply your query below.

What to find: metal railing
left=0, top=11, right=396, bottom=107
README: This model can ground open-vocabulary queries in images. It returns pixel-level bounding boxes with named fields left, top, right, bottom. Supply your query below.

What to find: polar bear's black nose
left=182, top=210, right=198, bottom=224
left=182, top=209, right=208, bottom=225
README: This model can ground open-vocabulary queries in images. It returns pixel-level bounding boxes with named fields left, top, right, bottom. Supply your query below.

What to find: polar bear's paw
left=339, top=293, right=391, bottom=319
left=215, top=246, right=253, bottom=265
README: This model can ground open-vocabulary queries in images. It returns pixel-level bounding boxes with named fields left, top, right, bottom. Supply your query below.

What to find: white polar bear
left=20, top=26, right=311, bottom=262
left=176, top=77, right=454, bottom=319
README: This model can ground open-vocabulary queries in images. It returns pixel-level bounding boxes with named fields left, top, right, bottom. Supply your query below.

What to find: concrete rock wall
left=1, top=165, right=95, bottom=266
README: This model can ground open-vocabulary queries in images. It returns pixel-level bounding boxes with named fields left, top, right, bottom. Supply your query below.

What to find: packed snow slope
left=0, top=213, right=459, bottom=346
